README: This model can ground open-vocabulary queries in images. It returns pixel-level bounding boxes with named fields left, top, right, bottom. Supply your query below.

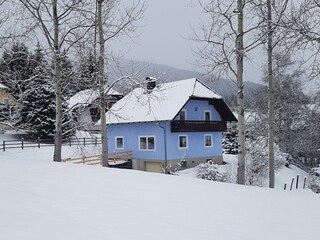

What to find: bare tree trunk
left=97, top=0, right=109, bottom=167
left=267, top=0, right=275, bottom=188
left=52, top=0, right=62, bottom=162
left=237, top=0, right=245, bottom=185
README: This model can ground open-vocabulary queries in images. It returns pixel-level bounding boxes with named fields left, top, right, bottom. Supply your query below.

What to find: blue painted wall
left=107, top=99, right=223, bottom=161
left=173, top=99, right=221, bottom=121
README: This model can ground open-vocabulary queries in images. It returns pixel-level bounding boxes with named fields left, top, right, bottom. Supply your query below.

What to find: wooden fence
left=62, top=150, right=133, bottom=166
left=1, top=137, right=102, bottom=151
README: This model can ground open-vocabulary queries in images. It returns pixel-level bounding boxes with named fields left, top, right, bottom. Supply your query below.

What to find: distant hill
left=109, top=59, right=264, bottom=108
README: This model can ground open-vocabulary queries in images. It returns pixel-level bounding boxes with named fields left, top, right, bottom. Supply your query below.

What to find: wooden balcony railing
left=171, top=120, right=227, bottom=132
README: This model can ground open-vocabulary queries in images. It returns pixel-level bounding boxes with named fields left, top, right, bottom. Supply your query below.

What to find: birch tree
left=192, top=0, right=266, bottom=184
left=18, top=0, right=93, bottom=162
left=94, top=0, right=145, bottom=167
left=254, top=0, right=289, bottom=188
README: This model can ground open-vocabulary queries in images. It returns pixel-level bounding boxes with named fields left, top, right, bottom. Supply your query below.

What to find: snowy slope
left=0, top=146, right=319, bottom=240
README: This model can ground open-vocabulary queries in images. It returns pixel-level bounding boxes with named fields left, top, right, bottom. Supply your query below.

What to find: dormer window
left=204, top=111, right=211, bottom=122
left=179, top=110, right=186, bottom=121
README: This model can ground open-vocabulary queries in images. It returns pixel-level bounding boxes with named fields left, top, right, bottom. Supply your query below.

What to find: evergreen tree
left=60, top=50, right=76, bottom=98
left=78, top=50, right=98, bottom=91
left=0, top=42, right=33, bottom=98
left=15, top=46, right=74, bottom=139
left=17, top=62, right=56, bottom=139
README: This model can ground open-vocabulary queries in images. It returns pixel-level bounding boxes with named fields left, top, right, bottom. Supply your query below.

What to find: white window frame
left=178, top=135, right=188, bottom=149
left=204, top=110, right=211, bottom=121
left=179, top=109, right=187, bottom=121
left=204, top=134, right=213, bottom=148
left=115, top=136, right=124, bottom=150
left=139, top=136, right=156, bottom=151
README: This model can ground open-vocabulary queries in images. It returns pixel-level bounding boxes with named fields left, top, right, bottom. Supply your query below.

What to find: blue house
left=105, top=78, right=237, bottom=173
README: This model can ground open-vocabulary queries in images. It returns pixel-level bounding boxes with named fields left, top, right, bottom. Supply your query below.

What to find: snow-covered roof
left=104, top=78, right=223, bottom=124
left=68, top=88, right=122, bottom=110
left=0, top=83, right=8, bottom=89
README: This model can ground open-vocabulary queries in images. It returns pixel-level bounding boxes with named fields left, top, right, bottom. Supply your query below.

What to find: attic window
left=204, top=111, right=211, bottom=122
left=179, top=110, right=186, bottom=121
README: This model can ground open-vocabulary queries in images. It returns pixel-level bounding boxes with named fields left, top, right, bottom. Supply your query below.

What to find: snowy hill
left=0, top=144, right=319, bottom=240
left=110, top=59, right=263, bottom=108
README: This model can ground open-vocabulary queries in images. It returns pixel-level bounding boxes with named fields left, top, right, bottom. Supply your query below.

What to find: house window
left=179, top=135, right=188, bottom=149
left=115, top=136, right=124, bottom=149
left=3, top=98, right=10, bottom=106
left=204, top=134, right=213, bottom=148
left=139, top=136, right=155, bottom=151
left=179, top=110, right=186, bottom=121
left=204, top=111, right=211, bottom=122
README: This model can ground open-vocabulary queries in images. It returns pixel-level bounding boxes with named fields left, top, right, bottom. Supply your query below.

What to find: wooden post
left=38, top=137, right=40, bottom=148
left=284, top=184, right=287, bottom=190
left=303, top=176, right=307, bottom=189
left=84, top=137, right=86, bottom=147
left=296, top=175, right=299, bottom=189
left=290, top=178, right=294, bottom=191
left=3, top=140, right=5, bottom=152
left=69, top=137, right=72, bottom=147
left=21, top=138, right=24, bottom=150
left=95, top=137, right=97, bottom=146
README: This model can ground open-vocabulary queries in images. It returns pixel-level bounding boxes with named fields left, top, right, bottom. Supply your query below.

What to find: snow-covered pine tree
left=0, top=42, right=33, bottom=98
left=17, top=62, right=56, bottom=139
left=15, top=46, right=74, bottom=139
left=60, top=50, right=76, bottom=98
left=78, top=50, right=98, bottom=91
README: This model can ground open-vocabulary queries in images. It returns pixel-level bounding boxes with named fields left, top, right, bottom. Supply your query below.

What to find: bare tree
left=18, top=0, right=93, bottom=162
left=94, top=0, right=145, bottom=167
left=267, top=0, right=275, bottom=188
left=191, top=0, right=267, bottom=184
left=254, top=0, right=289, bottom=188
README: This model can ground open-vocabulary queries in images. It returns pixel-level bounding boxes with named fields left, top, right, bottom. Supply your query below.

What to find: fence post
left=37, top=137, right=40, bottom=148
left=69, top=137, right=72, bottom=147
left=284, top=184, right=287, bottom=190
left=303, top=177, right=307, bottom=189
left=3, top=140, right=5, bottom=152
left=83, top=137, right=86, bottom=146
left=95, top=137, right=97, bottom=146
left=296, top=175, right=299, bottom=189
left=290, top=178, right=294, bottom=191
left=21, top=138, right=24, bottom=150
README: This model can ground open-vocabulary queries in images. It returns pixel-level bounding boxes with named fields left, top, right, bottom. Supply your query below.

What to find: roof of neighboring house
left=0, top=83, right=8, bottom=89
left=68, top=88, right=122, bottom=110
left=101, top=78, right=236, bottom=125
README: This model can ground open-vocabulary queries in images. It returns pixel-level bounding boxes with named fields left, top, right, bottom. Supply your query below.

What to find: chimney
left=146, top=77, right=156, bottom=92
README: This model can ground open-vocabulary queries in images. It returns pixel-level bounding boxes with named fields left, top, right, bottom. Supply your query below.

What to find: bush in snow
left=245, top=136, right=288, bottom=187
left=308, top=175, right=320, bottom=194
left=196, top=161, right=226, bottom=182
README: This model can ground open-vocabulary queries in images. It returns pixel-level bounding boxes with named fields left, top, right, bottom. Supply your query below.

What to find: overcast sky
left=112, top=0, right=264, bottom=84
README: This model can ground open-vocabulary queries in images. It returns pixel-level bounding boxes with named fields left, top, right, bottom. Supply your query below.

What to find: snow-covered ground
left=0, top=140, right=319, bottom=240
left=179, top=153, right=310, bottom=191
